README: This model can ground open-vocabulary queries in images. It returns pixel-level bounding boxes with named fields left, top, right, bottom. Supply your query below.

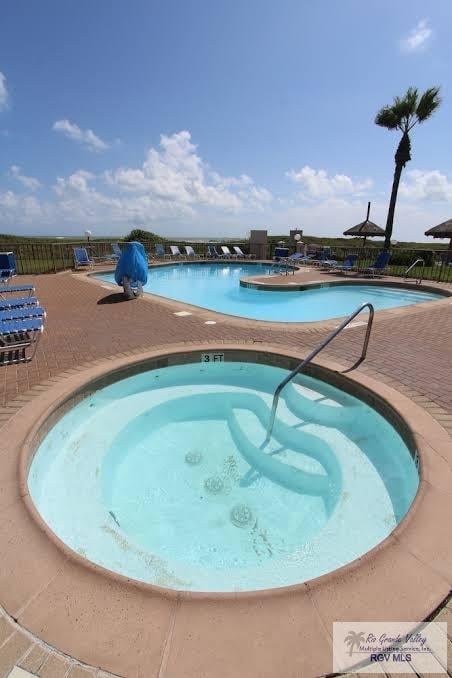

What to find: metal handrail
left=262, top=302, right=375, bottom=446
left=403, top=258, right=425, bottom=284
left=270, top=260, right=294, bottom=275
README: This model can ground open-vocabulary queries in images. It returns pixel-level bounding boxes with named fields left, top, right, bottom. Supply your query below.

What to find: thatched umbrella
left=425, top=219, right=452, bottom=251
left=343, top=202, right=385, bottom=246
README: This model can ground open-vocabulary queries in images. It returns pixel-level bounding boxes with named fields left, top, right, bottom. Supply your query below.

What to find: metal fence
left=0, top=239, right=251, bottom=274
left=269, top=243, right=452, bottom=283
left=1, top=239, right=451, bottom=283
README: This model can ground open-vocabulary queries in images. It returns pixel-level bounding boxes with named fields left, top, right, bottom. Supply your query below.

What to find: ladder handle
left=404, top=258, right=425, bottom=284
left=263, top=302, right=374, bottom=446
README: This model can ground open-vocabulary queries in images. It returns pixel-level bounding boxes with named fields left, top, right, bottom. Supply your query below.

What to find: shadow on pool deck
left=97, top=292, right=132, bottom=305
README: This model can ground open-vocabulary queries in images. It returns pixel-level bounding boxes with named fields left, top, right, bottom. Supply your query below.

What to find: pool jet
left=114, top=241, right=148, bottom=300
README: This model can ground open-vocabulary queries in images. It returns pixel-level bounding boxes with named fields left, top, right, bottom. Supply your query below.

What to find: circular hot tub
left=26, top=350, right=419, bottom=592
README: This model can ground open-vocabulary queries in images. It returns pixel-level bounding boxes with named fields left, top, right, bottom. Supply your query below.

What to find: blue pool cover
left=114, top=241, right=148, bottom=287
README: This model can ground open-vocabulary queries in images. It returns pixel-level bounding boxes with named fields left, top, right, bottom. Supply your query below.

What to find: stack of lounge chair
left=0, top=281, right=45, bottom=365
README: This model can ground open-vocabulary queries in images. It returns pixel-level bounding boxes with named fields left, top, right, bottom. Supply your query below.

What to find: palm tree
left=375, top=86, right=441, bottom=249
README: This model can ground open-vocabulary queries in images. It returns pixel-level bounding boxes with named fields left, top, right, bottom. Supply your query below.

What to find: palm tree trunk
left=384, top=161, right=403, bottom=250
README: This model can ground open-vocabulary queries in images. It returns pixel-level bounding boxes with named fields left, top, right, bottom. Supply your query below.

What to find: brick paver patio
left=2, top=271, right=451, bottom=435
left=1, top=269, right=451, bottom=676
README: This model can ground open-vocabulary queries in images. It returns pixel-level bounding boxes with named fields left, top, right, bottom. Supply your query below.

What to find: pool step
left=229, top=410, right=333, bottom=498
left=283, top=382, right=366, bottom=430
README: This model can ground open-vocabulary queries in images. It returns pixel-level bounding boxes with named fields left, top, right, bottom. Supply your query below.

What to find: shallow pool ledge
left=239, top=274, right=452, bottom=296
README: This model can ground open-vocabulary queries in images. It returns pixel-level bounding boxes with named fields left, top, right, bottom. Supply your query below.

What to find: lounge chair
left=184, top=245, right=198, bottom=258
left=0, top=296, right=39, bottom=310
left=0, top=306, right=46, bottom=323
left=73, top=247, right=93, bottom=270
left=362, top=250, right=391, bottom=277
left=111, top=242, right=122, bottom=260
left=155, top=243, right=170, bottom=259
left=170, top=245, right=183, bottom=259
left=284, top=252, right=304, bottom=262
left=233, top=246, right=245, bottom=258
left=312, top=250, right=338, bottom=268
left=283, top=252, right=313, bottom=265
left=221, top=246, right=234, bottom=258
left=0, top=284, right=35, bottom=298
left=0, top=316, right=44, bottom=366
left=0, top=252, right=16, bottom=283
left=207, top=245, right=221, bottom=258
left=0, top=295, right=39, bottom=311
left=329, top=255, right=358, bottom=274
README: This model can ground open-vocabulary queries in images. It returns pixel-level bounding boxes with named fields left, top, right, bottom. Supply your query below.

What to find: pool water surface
left=29, top=361, right=419, bottom=592
left=95, top=262, right=442, bottom=322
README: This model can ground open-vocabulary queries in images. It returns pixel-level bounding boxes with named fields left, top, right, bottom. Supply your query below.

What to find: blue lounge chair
left=284, top=252, right=314, bottom=265
left=329, top=254, right=358, bottom=274
left=314, top=250, right=338, bottom=268
left=0, top=296, right=39, bottom=310
left=362, top=250, right=391, bottom=277
left=0, top=284, right=35, bottom=298
left=0, top=252, right=16, bottom=283
left=73, top=247, right=93, bottom=270
left=207, top=245, right=221, bottom=258
left=285, top=252, right=305, bottom=262
left=0, top=317, right=44, bottom=365
left=155, top=243, right=170, bottom=259
left=0, top=306, right=46, bottom=322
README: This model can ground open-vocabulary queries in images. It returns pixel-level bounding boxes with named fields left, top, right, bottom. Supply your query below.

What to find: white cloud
left=53, top=119, right=110, bottom=152
left=399, top=169, right=452, bottom=202
left=0, top=71, right=9, bottom=111
left=0, top=190, right=50, bottom=222
left=286, top=165, right=373, bottom=200
left=54, top=169, right=95, bottom=196
left=106, top=130, right=272, bottom=212
left=3, top=129, right=444, bottom=242
left=400, top=19, right=432, bottom=52
left=9, top=165, right=41, bottom=191
left=0, top=131, right=273, bottom=235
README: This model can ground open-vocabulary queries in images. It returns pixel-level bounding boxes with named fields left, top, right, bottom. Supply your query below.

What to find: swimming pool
left=28, top=359, right=419, bottom=592
left=95, top=262, right=442, bottom=322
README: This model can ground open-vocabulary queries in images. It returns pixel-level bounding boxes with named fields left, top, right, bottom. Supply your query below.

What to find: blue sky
left=1, top=0, right=452, bottom=242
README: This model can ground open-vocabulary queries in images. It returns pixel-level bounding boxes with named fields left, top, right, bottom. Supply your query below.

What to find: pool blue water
left=29, top=361, right=419, bottom=592
left=95, top=262, right=441, bottom=322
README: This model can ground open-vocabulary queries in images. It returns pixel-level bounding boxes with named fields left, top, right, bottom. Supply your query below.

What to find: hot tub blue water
left=95, top=263, right=442, bottom=322
left=28, top=361, right=419, bottom=592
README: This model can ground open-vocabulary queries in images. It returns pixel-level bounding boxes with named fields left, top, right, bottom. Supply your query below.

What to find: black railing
left=0, top=239, right=250, bottom=274
left=1, top=238, right=451, bottom=283
left=269, top=243, right=452, bottom=283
